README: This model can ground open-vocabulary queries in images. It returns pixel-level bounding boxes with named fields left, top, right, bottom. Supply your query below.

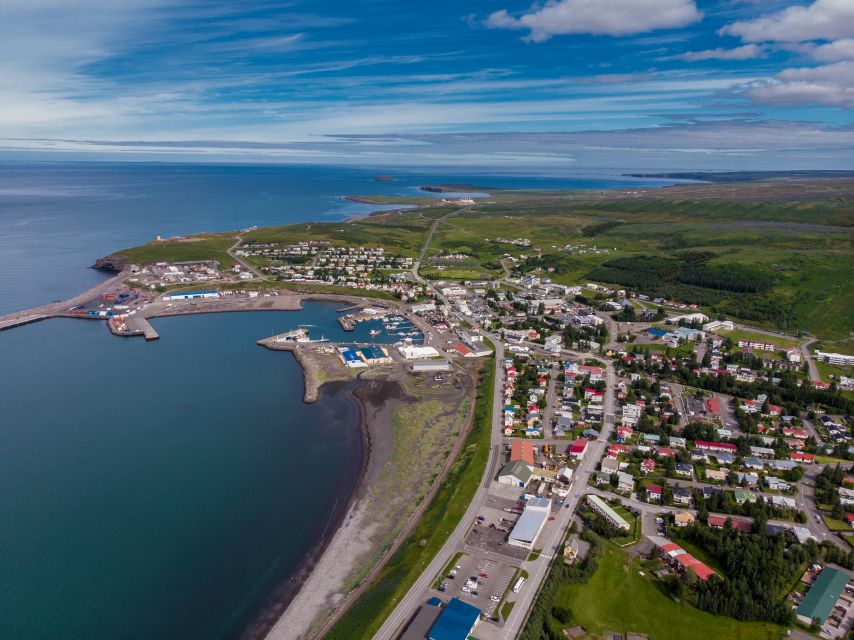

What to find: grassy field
left=815, top=360, right=853, bottom=385
left=720, top=328, right=800, bottom=349
left=116, top=234, right=239, bottom=269
left=555, top=545, right=784, bottom=640
left=324, top=358, right=495, bottom=640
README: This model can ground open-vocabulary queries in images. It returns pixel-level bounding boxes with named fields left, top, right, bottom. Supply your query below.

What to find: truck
left=512, top=577, right=525, bottom=593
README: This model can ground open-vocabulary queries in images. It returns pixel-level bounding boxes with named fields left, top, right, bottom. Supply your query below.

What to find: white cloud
left=677, top=44, right=765, bottom=61
left=744, top=61, right=854, bottom=108
left=721, top=0, right=854, bottom=43
left=485, top=0, right=701, bottom=42
left=810, top=38, right=854, bottom=62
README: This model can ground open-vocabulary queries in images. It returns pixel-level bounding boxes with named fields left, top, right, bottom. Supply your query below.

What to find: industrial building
left=797, top=567, right=851, bottom=625
left=358, top=346, right=392, bottom=364
left=410, top=359, right=452, bottom=373
left=164, top=290, right=218, bottom=301
left=339, top=348, right=368, bottom=368
left=427, top=598, right=480, bottom=640
left=498, top=460, right=532, bottom=487
left=398, top=345, right=441, bottom=360
left=400, top=600, right=443, bottom=640
left=508, top=496, right=551, bottom=549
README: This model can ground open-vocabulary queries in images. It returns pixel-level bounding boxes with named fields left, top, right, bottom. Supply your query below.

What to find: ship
left=272, top=327, right=329, bottom=344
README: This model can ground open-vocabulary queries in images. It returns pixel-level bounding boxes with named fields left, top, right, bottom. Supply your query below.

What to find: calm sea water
left=0, top=162, right=672, bottom=639
left=0, top=305, right=367, bottom=640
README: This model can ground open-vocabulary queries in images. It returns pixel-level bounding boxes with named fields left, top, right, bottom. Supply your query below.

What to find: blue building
left=428, top=598, right=480, bottom=640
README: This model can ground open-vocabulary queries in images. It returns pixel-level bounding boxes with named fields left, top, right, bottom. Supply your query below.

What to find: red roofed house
left=608, top=444, right=629, bottom=458
left=656, top=540, right=714, bottom=581
left=847, top=514, right=854, bottom=529
left=707, top=515, right=752, bottom=532
left=767, top=404, right=782, bottom=416
left=616, top=426, right=633, bottom=442
left=790, top=452, right=815, bottom=463
left=695, top=440, right=737, bottom=453
left=783, top=428, right=808, bottom=439
left=646, top=484, right=662, bottom=501
left=510, top=440, right=535, bottom=466
left=657, top=447, right=675, bottom=457
left=569, top=439, right=588, bottom=460
left=811, top=380, right=829, bottom=390
left=641, top=458, right=656, bottom=474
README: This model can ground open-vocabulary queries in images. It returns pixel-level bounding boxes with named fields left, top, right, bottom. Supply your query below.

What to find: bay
left=0, top=305, right=366, bottom=640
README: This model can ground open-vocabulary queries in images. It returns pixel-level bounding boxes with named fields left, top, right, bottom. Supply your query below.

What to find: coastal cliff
left=92, top=254, right=128, bottom=273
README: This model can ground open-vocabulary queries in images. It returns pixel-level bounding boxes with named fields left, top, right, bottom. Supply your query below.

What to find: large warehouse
left=427, top=598, right=480, bottom=640
left=508, top=497, right=552, bottom=550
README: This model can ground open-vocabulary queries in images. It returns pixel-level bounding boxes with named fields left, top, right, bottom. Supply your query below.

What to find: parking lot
left=433, top=550, right=520, bottom=624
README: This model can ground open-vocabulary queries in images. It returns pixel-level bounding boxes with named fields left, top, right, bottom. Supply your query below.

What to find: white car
left=462, top=586, right=471, bottom=593
left=490, top=595, right=500, bottom=602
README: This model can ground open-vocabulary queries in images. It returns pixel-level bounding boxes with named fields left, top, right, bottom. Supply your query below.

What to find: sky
left=1, top=0, right=853, bottom=170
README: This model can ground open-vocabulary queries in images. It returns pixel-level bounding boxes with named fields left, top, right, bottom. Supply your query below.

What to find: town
left=1, top=214, right=852, bottom=640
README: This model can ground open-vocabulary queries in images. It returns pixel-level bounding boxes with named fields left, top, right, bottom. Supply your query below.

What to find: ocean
left=0, top=161, right=671, bottom=639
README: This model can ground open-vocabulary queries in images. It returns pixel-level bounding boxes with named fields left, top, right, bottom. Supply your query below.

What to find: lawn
left=555, top=545, right=785, bottom=640
left=611, top=506, right=641, bottom=547
left=822, top=515, right=851, bottom=532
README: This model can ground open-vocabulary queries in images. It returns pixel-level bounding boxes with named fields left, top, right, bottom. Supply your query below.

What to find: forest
left=680, top=522, right=811, bottom=624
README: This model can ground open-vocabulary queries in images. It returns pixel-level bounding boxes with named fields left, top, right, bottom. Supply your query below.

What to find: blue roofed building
left=428, top=597, right=480, bottom=640
left=647, top=328, right=667, bottom=338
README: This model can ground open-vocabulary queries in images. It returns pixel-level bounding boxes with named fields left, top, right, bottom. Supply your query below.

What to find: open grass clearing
left=555, top=545, right=785, bottom=640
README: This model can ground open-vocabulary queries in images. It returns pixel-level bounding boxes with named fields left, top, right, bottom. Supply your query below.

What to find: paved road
left=227, top=235, right=269, bottom=280
left=500, top=359, right=617, bottom=639
left=412, top=206, right=470, bottom=276
left=800, top=337, right=820, bottom=381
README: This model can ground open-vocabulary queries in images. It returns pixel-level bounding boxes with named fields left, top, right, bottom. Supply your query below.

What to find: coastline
left=239, top=377, right=369, bottom=640
left=260, top=372, right=393, bottom=640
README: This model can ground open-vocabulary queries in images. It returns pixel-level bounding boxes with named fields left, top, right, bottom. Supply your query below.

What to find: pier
left=131, top=316, right=160, bottom=341
left=0, top=313, right=49, bottom=331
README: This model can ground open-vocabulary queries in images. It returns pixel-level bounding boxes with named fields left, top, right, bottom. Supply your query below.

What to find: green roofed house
left=586, top=494, right=630, bottom=531
left=796, top=567, right=851, bottom=626
left=734, top=489, right=757, bottom=505
left=498, top=460, right=532, bottom=488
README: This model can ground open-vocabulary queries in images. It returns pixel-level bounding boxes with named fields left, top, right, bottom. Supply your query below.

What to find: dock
left=135, top=317, right=160, bottom=341
left=118, top=315, right=160, bottom=340
left=0, top=313, right=48, bottom=331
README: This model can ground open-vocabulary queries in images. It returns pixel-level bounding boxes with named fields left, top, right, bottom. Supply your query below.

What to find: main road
left=374, top=337, right=618, bottom=640
left=372, top=336, right=507, bottom=640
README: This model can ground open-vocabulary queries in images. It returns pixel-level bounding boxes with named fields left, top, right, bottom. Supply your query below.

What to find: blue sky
left=1, top=0, right=853, bottom=169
